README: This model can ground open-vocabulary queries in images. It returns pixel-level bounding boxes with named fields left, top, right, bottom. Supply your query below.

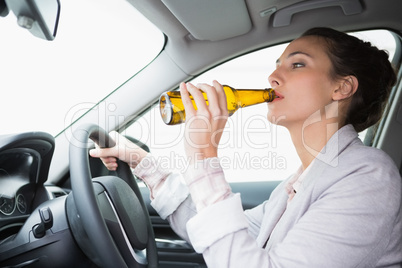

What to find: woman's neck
left=288, top=117, right=343, bottom=170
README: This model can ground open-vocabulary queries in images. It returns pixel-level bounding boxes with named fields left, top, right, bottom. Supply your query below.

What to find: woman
left=90, top=27, right=402, bottom=267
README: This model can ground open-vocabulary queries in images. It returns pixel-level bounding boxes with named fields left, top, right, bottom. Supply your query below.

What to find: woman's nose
left=268, top=69, right=280, bottom=88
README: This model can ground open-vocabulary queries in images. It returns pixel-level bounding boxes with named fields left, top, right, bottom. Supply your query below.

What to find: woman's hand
left=89, top=131, right=148, bottom=170
left=180, top=80, right=228, bottom=163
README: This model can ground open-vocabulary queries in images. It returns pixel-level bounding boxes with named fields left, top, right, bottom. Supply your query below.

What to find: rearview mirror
left=5, top=0, right=60, bottom=41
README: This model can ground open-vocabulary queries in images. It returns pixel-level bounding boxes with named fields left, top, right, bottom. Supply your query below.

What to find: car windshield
left=1, top=0, right=164, bottom=136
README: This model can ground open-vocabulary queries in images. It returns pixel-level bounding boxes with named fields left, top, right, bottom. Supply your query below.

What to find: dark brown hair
left=301, top=27, right=397, bottom=132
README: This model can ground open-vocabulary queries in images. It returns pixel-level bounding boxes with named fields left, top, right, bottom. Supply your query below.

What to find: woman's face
left=267, top=36, right=339, bottom=129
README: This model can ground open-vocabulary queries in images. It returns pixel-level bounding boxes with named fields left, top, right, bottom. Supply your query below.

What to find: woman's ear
left=332, top=76, right=358, bottom=101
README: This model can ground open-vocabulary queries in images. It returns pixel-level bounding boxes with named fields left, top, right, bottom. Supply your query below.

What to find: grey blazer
left=245, top=124, right=402, bottom=267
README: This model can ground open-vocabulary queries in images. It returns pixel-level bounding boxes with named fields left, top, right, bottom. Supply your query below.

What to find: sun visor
left=161, top=0, right=252, bottom=41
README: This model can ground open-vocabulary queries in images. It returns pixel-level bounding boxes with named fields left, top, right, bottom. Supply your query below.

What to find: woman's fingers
left=213, top=80, right=228, bottom=116
left=196, top=83, right=220, bottom=116
left=182, top=81, right=228, bottom=118
left=186, top=83, right=206, bottom=108
left=180, top=81, right=229, bottom=162
left=89, top=147, right=118, bottom=170
left=179, top=82, right=196, bottom=117
left=102, top=157, right=118, bottom=170
left=89, top=131, right=148, bottom=170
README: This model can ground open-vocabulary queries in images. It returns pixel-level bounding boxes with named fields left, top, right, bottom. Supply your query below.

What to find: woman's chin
left=267, top=112, right=287, bottom=126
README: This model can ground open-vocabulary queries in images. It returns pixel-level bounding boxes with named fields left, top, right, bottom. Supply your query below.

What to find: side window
left=125, top=30, right=397, bottom=183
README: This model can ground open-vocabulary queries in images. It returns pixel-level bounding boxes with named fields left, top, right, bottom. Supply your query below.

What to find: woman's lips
left=272, top=91, right=283, bottom=102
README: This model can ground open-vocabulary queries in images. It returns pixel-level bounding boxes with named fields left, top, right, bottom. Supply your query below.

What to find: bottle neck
left=235, top=88, right=276, bottom=108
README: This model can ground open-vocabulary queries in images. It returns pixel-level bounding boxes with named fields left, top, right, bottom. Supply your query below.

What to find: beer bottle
left=159, top=85, right=276, bottom=125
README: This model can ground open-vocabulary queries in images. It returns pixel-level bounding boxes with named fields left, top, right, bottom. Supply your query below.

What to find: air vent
left=45, top=185, right=67, bottom=200
left=52, top=191, right=66, bottom=198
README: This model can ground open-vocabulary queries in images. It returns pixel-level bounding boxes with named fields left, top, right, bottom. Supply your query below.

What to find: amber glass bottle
left=159, top=85, right=276, bottom=125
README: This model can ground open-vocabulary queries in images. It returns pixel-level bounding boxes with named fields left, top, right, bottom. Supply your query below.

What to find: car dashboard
left=0, top=150, right=38, bottom=236
left=0, top=132, right=67, bottom=245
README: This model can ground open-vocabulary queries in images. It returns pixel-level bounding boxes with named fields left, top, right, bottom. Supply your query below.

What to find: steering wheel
left=66, top=124, right=158, bottom=267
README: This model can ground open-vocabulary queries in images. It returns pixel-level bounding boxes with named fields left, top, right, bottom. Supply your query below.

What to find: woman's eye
left=292, top=62, right=305, bottom=68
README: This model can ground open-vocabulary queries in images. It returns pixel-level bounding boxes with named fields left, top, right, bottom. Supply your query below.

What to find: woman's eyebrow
left=276, top=51, right=313, bottom=64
